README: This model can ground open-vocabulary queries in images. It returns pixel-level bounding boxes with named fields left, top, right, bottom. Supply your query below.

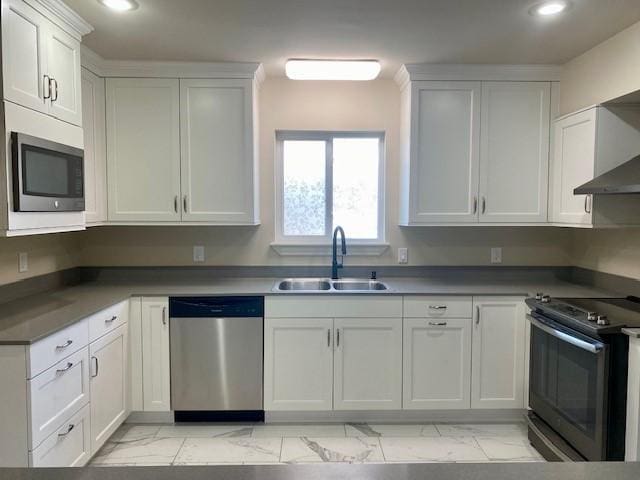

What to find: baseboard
left=265, top=409, right=527, bottom=423
left=126, top=411, right=174, bottom=424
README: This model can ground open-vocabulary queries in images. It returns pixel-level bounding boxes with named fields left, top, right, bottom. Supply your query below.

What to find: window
left=275, top=131, right=385, bottom=250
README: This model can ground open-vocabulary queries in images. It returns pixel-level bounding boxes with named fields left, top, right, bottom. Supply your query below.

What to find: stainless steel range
left=526, top=295, right=640, bottom=461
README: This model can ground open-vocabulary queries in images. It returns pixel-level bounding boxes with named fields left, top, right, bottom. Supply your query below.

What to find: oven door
left=12, top=132, right=84, bottom=212
left=528, top=312, right=609, bottom=461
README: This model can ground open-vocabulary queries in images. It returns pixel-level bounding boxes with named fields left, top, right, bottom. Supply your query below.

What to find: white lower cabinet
left=141, top=297, right=171, bottom=411
left=264, top=317, right=334, bottom=411
left=30, top=404, right=91, bottom=468
left=334, top=318, right=402, bottom=410
left=403, top=317, right=472, bottom=409
left=89, top=324, right=128, bottom=454
left=471, top=297, right=526, bottom=409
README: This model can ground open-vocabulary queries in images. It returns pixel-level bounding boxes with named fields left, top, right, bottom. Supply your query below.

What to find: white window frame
left=272, top=130, right=387, bottom=256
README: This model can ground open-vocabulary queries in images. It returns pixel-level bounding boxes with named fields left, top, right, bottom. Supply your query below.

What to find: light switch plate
left=491, top=247, right=502, bottom=264
left=18, top=252, right=28, bottom=272
left=398, top=247, right=408, bottom=264
left=193, top=245, right=205, bottom=263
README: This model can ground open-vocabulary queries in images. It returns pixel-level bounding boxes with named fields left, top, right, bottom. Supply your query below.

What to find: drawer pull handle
left=58, top=424, right=74, bottom=438
left=428, top=321, right=448, bottom=326
left=56, top=362, right=73, bottom=374
left=429, top=305, right=447, bottom=310
left=105, top=315, right=117, bottom=324
left=55, top=340, right=73, bottom=351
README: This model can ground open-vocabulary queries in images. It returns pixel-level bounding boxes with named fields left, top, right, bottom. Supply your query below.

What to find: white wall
left=77, top=77, right=572, bottom=267
left=560, top=20, right=640, bottom=115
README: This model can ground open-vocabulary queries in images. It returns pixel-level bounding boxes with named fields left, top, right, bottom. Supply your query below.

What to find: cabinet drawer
left=403, top=296, right=473, bottom=318
left=266, top=296, right=403, bottom=318
left=30, top=404, right=91, bottom=467
left=88, top=300, right=129, bottom=343
left=28, top=348, right=90, bottom=449
left=28, top=319, right=88, bottom=378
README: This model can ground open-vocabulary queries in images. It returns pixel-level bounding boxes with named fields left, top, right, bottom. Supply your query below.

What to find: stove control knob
left=535, top=293, right=543, bottom=300
left=541, top=295, right=551, bottom=303
left=597, top=315, right=610, bottom=326
left=587, top=312, right=598, bottom=322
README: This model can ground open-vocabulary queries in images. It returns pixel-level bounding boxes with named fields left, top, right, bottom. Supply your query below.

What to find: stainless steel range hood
left=574, top=155, right=640, bottom=195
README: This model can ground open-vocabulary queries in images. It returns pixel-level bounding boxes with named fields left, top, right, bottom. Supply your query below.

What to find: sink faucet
left=332, top=226, right=347, bottom=280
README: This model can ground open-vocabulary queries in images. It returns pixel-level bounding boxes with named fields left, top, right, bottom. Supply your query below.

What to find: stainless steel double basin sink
left=274, top=278, right=390, bottom=293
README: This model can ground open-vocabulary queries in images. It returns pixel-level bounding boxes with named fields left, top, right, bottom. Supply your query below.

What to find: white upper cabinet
left=550, top=105, right=640, bottom=227
left=46, top=23, right=82, bottom=126
left=397, top=65, right=558, bottom=225
left=180, top=79, right=258, bottom=223
left=471, top=297, right=526, bottom=409
left=106, top=78, right=182, bottom=222
left=1, top=0, right=48, bottom=114
left=1, top=0, right=85, bottom=126
left=81, top=68, right=107, bottom=224
left=479, top=82, right=550, bottom=223
left=405, top=81, right=481, bottom=223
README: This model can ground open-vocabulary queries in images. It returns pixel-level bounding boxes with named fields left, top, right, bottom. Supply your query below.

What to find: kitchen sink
left=331, top=280, right=389, bottom=291
left=276, top=279, right=332, bottom=291
left=274, top=278, right=389, bottom=292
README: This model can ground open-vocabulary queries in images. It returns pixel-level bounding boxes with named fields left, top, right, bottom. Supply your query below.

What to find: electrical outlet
left=18, top=252, right=28, bottom=272
left=491, top=247, right=502, bottom=264
left=398, top=247, right=408, bottom=264
left=193, top=245, right=205, bottom=263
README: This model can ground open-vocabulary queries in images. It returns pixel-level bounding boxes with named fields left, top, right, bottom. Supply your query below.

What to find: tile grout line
left=171, top=437, right=188, bottom=465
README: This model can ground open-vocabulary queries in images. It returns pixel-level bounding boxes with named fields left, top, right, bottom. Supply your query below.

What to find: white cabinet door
left=551, top=108, right=596, bottom=225
left=403, top=318, right=471, bottom=410
left=180, top=79, right=257, bottom=223
left=334, top=318, right=402, bottom=410
left=264, top=318, right=333, bottom=411
left=479, top=82, right=550, bottom=223
left=106, top=78, right=181, bottom=222
left=89, top=324, right=128, bottom=455
left=46, top=23, right=82, bottom=126
left=409, top=81, right=481, bottom=223
left=1, top=0, right=48, bottom=114
left=82, top=68, right=107, bottom=224
left=471, top=297, right=526, bottom=409
left=141, top=298, right=171, bottom=411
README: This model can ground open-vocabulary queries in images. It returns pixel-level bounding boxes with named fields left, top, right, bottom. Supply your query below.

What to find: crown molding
left=394, top=63, right=562, bottom=88
left=80, top=47, right=264, bottom=81
left=25, top=0, right=93, bottom=39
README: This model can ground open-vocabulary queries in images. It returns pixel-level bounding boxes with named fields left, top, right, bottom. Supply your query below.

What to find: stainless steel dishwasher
left=169, top=296, right=264, bottom=422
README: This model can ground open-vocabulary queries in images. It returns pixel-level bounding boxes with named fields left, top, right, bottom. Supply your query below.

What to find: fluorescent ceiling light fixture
left=98, top=0, right=139, bottom=11
left=529, top=1, right=570, bottom=16
left=285, top=60, right=381, bottom=81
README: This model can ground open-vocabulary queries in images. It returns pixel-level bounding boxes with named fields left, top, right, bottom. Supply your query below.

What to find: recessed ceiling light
left=285, top=60, right=381, bottom=81
left=529, top=1, right=570, bottom=16
left=98, top=0, right=139, bottom=12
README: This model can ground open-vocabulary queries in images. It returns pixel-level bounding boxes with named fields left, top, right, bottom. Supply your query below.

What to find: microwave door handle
left=527, top=314, right=604, bottom=354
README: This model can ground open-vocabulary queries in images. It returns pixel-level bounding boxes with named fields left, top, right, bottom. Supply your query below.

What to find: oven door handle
left=527, top=314, right=604, bottom=354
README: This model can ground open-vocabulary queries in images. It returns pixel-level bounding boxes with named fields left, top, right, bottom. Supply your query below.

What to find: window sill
left=271, top=243, right=389, bottom=257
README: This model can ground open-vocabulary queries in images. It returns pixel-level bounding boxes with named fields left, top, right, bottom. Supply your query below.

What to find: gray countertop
left=1, top=462, right=640, bottom=480
left=0, top=273, right=618, bottom=345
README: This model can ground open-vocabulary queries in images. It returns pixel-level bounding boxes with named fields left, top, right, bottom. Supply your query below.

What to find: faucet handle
left=371, top=271, right=377, bottom=280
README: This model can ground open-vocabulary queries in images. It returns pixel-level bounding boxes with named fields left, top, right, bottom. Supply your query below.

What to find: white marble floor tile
left=345, top=424, right=439, bottom=437
left=380, top=436, right=488, bottom=462
left=435, top=423, right=526, bottom=437
left=92, top=437, right=185, bottom=465
left=157, top=424, right=253, bottom=438
left=117, top=425, right=163, bottom=442
left=252, top=424, right=346, bottom=437
left=174, top=437, right=282, bottom=464
left=475, top=436, right=544, bottom=461
left=281, top=437, right=384, bottom=463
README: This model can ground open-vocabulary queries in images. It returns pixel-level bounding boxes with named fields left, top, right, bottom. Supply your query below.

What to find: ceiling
left=64, top=0, right=640, bottom=77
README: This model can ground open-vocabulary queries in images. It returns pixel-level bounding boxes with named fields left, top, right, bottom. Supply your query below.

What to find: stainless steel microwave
left=11, top=132, right=85, bottom=212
